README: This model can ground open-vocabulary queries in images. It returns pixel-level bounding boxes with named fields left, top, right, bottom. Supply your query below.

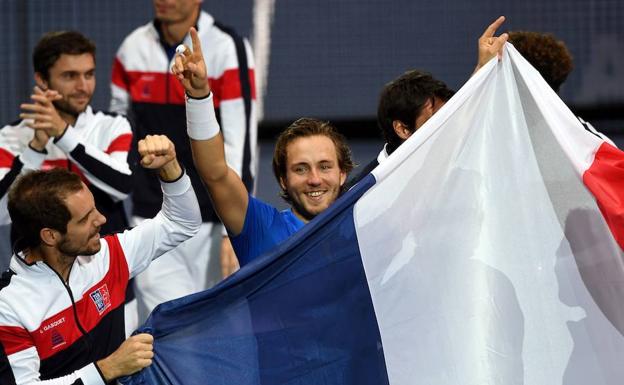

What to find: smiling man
left=172, top=28, right=353, bottom=266
left=0, top=31, right=133, bottom=246
left=0, top=135, right=201, bottom=384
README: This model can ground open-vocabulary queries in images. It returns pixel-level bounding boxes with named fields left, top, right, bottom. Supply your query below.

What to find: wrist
left=186, top=93, right=220, bottom=140
left=186, top=87, right=211, bottom=99
left=159, top=159, right=183, bottom=182
left=53, top=123, right=69, bottom=138
left=96, top=358, right=116, bottom=382
left=29, top=139, right=47, bottom=152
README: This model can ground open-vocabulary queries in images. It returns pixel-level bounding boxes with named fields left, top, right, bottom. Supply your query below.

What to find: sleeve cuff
left=186, top=92, right=220, bottom=140
left=53, top=125, right=80, bottom=152
left=20, top=146, right=46, bottom=171
left=76, top=362, right=106, bottom=385
left=161, top=172, right=192, bottom=196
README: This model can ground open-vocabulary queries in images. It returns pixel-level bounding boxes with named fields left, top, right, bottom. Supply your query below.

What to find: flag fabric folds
left=123, top=44, right=624, bottom=385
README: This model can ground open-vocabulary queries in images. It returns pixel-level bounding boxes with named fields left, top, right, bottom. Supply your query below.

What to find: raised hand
left=138, top=135, right=176, bottom=169
left=96, top=333, right=154, bottom=382
left=171, top=27, right=211, bottom=98
left=20, top=87, right=67, bottom=139
left=475, top=16, right=509, bottom=72
left=138, top=134, right=182, bottom=181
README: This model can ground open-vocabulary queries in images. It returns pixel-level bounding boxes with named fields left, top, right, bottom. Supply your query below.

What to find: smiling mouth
left=305, top=191, right=326, bottom=199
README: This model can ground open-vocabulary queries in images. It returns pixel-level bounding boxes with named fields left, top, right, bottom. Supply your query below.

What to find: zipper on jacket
left=47, top=263, right=92, bottom=350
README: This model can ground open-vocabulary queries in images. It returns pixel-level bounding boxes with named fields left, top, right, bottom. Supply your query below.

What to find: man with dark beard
left=0, top=31, right=133, bottom=249
left=0, top=135, right=201, bottom=385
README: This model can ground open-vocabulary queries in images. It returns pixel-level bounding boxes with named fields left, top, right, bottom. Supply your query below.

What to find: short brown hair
left=8, top=169, right=84, bottom=249
left=33, top=31, right=96, bottom=80
left=272, top=118, right=354, bottom=203
left=508, top=31, right=573, bottom=93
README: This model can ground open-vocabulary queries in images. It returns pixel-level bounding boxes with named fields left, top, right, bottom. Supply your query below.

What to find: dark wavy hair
left=8, top=169, right=84, bottom=249
left=377, top=70, right=454, bottom=154
left=272, top=118, right=354, bottom=203
left=508, top=31, right=573, bottom=93
left=33, top=31, right=96, bottom=80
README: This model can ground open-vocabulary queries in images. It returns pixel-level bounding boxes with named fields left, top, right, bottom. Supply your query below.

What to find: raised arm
left=473, top=16, right=509, bottom=74
left=172, top=27, right=249, bottom=235
left=115, top=134, right=201, bottom=276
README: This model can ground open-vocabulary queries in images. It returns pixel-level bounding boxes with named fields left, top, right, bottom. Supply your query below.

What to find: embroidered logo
left=139, top=74, right=155, bottom=98
left=89, top=284, right=111, bottom=315
left=50, top=330, right=66, bottom=349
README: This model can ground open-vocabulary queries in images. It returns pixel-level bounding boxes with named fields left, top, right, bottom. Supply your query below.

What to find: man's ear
left=34, top=73, right=48, bottom=90
left=39, top=228, right=59, bottom=248
left=392, top=120, right=412, bottom=140
left=339, top=170, right=347, bottom=186
left=279, top=176, right=287, bottom=192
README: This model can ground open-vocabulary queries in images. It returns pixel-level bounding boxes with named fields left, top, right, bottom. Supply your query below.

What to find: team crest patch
left=89, top=284, right=112, bottom=315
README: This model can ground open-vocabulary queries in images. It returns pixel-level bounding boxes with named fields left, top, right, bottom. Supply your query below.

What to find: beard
left=53, top=93, right=90, bottom=118
left=289, top=197, right=317, bottom=222
left=57, top=229, right=101, bottom=257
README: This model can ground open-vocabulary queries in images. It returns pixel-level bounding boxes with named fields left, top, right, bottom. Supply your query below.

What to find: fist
left=138, top=135, right=176, bottom=169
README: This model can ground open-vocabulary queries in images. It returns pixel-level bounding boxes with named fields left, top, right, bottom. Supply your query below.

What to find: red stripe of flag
left=583, top=142, right=624, bottom=250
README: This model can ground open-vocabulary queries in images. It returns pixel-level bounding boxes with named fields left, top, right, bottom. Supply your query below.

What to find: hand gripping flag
left=123, top=44, right=624, bottom=385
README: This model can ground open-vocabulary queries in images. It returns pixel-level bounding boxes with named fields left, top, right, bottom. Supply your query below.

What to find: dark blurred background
left=0, top=0, right=621, bottom=209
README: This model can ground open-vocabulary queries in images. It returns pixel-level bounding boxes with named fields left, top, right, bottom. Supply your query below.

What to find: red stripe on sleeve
left=106, top=133, right=133, bottom=154
left=111, top=58, right=129, bottom=90
left=40, top=160, right=88, bottom=186
left=0, top=148, right=15, bottom=168
left=41, top=159, right=69, bottom=170
left=0, top=325, right=34, bottom=355
left=583, top=142, right=624, bottom=250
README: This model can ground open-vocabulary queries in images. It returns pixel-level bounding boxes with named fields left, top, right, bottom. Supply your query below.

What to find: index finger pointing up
left=190, top=27, right=203, bottom=56
left=481, top=16, right=505, bottom=39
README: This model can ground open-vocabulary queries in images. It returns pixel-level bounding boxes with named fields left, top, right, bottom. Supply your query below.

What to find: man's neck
left=27, top=247, right=74, bottom=283
left=292, top=209, right=311, bottom=224
left=159, top=7, right=200, bottom=45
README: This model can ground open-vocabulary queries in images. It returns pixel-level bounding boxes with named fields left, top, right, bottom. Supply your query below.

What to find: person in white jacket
left=0, top=134, right=201, bottom=385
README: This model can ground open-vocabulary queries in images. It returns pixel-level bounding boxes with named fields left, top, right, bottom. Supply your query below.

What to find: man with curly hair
left=508, top=30, right=613, bottom=144
left=507, top=31, right=573, bottom=93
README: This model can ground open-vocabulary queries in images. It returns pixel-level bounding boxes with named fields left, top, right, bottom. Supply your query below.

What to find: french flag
left=124, top=44, right=624, bottom=385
